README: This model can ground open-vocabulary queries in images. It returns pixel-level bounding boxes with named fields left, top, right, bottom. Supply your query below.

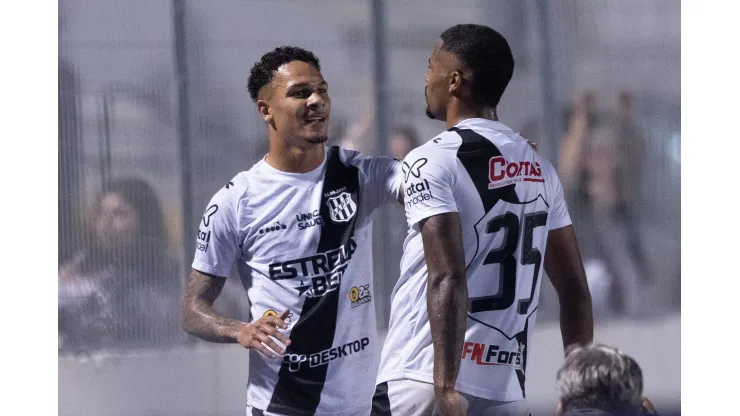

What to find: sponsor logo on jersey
left=488, top=157, right=544, bottom=189
left=282, top=337, right=370, bottom=372
left=196, top=204, right=220, bottom=251
left=405, top=178, right=434, bottom=208
left=462, top=341, right=525, bottom=369
left=296, top=210, right=324, bottom=230
left=268, top=238, right=357, bottom=298
left=196, top=228, right=211, bottom=252
left=402, top=158, right=428, bottom=182
left=326, top=192, right=357, bottom=223
left=349, top=284, right=371, bottom=308
left=258, top=221, right=288, bottom=236
left=263, top=309, right=294, bottom=326
left=202, top=204, right=218, bottom=226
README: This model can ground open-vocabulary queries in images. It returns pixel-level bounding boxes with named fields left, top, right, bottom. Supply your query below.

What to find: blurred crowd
left=58, top=178, right=183, bottom=350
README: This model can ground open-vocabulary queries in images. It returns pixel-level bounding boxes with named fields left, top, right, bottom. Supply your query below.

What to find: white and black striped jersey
left=192, top=146, right=401, bottom=415
left=377, top=119, right=572, bottom=402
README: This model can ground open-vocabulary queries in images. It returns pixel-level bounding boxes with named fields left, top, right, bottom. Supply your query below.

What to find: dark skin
left=422, top=39, right=593, bottom=415
left=181, top=60, right=331, bottom=356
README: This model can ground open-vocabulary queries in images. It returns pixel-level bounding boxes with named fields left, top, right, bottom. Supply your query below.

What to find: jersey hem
left=407, top=207, right=459, bottom=228
left=548, top=215, right=572, bottom=230
left=191, top=260, right=230, bottom=279
left=377, top=370, right=524, bottom=402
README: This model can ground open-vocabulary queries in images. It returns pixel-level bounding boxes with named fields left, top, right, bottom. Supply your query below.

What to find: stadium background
left=58, top=0, right=680, bottom=414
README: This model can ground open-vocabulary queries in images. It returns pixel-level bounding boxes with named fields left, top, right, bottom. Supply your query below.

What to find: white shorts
left=371, top=379, right=530, bottom=416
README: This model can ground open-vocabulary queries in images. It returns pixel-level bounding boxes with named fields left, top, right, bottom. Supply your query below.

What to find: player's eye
left=292, top=90, right=310, bottom=98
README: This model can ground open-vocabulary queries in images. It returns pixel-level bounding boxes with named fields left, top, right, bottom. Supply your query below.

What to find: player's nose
left=306, top=91, right=327, bottom=108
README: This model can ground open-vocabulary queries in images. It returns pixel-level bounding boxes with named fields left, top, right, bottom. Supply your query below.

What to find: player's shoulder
left=335, top=145, right=399, bottom=172
left=424, top=129, right=464, bottom=151
left=335, top=145, right=371, bottom=167
left=404, top=130, right=461, bottom=166
left=208, top=171, right=251, bottom=209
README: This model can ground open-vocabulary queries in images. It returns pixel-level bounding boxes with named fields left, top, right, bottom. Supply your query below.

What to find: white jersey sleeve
left=542, top=161, right=572, bottom=230
left=402, top=149, right=458, bottom=227
left=343, top=151, right=403, bottom=209
left=191, top=179, right=243, bottom=278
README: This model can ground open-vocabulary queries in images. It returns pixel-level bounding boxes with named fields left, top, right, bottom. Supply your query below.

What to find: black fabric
left=370, top=382, right=392, bottom=416
left=267, top=147, right=361, bottom=415
left=450, top=127, right=520, bottom=213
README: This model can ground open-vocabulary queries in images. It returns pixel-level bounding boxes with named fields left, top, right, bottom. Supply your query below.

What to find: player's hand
left=236, top=310, right=291, bottom=359
left=434, top=389, right=465, bottom=416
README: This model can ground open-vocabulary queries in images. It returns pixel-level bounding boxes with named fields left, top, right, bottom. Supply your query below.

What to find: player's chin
left=425, top=106, right=437, bottom=120
left=305, top=135, right=328, bottom=144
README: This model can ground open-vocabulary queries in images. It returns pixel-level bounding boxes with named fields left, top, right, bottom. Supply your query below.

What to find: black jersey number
left=468, top=211, right=548, bottom=315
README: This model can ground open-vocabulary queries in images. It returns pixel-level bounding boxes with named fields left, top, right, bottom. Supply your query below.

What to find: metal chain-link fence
left=58, top=0, right=679, bottom=351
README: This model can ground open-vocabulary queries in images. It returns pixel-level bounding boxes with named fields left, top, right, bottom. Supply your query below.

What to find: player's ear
left=448, top=70, right=463, bottom=94
left=257, top=99, right=274, bottom=126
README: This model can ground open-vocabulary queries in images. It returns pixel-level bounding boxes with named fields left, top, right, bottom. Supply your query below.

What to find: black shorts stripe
left=267, top=147, right=360, bottom=415
left=370, top=382, right=392, bottom=416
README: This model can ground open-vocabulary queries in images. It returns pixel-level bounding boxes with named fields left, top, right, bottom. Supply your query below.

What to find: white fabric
left=378, top=119, right=572, bottom=401
left=193, top=147, right=401, bottom=415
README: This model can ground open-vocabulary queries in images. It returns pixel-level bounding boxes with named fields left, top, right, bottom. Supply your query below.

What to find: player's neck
left=266, top=140, right=325, bottom=173
left=445, top=101, right=498, bottom=129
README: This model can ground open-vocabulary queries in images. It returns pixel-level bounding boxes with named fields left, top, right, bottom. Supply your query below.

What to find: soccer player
left=181, top=46, right=402, bottom=416
left=373, top=24, right=594, bottom=416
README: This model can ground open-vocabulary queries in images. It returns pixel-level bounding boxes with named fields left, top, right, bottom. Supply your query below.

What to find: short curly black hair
left=247, top=46, right=321, bottom=102
left=440, top=24, right=514, bottom=108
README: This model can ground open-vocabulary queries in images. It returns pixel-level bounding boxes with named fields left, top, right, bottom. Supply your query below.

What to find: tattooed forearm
left=181, top=269, right=246, bottom=343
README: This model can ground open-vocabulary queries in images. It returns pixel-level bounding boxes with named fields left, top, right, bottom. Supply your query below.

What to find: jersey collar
left=453, top=118, right=513, bottom=133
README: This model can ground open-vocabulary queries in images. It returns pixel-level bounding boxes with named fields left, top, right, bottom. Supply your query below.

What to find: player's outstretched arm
left=421, top=212, right=467, bottom=416
left=181, top=269, right=291, bottom=357
left=543, top=225, right=594, bottom=350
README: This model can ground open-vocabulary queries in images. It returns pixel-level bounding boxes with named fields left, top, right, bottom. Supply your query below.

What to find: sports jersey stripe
left=449, top=127, right=521, bottom=211
left=451, top=127, right=530, bottom=396
left=267, top=146, right=360, bottom=415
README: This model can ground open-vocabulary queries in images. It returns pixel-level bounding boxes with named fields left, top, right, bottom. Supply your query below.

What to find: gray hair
left=556, top=344, right=643, bottom=412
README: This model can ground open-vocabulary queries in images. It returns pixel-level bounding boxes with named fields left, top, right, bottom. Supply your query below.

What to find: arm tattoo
left=181, top=270, right=245, bottom=343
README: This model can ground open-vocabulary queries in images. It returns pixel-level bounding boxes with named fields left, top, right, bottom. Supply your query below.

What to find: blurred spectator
left=336, top=114, right=422, bottom=326
left=335, top=110, right=375, bottom=155
left=555, top=343, right=658, bottom=416
left=382, top=124, right=421, bottom=290
left=558, top=91, right=650, bottom=317
left=388, top=124, right=420, bottom=160
left=59, top=177, right=182, bottom=351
